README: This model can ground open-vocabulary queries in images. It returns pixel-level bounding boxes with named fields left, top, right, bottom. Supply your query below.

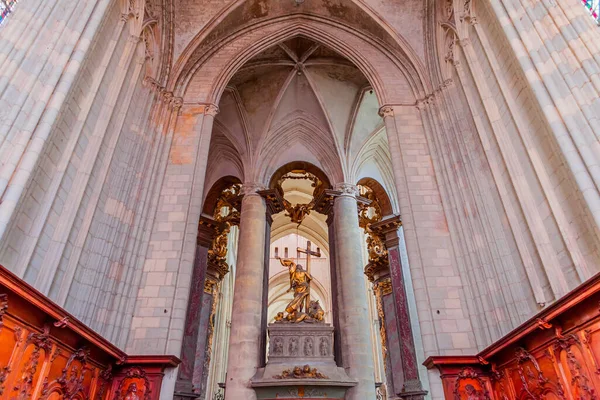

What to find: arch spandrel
left=169, top=0, right=429, bottom=94
left=178, top=20, right=423, bottom=105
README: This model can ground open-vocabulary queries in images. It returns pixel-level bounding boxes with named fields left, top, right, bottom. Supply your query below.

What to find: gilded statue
left=274, top=258, right=325, bottom=323
left=279, top=258, right=312, bottom=320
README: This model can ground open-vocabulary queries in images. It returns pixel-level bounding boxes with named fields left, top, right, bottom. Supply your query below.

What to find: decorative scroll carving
left=13, top=325, right=53, bottom=399
left=554, top=334, right=596, bottom=400
left=427, top=273, right=600, bottom=400
left=0, top=293, right=7, bottom=331
left=54, top=317, right=69, bottom=328
left=453, top=367, right=490, bottom=400
left=207, top=183, right=241, bottom=280
left=204, top=277, right=218, bottom=295
left=0, top=366, right=9, bottom=396
left=54, top=347, right=90, bottom=399
left=536, top=318, right=552, bottom=330
left=95, top=366, right=113, bottom=400
left=12, top=324, right=23, bottom=344
left=460, top=0, right=477, bottom=24
left=358, top=184, right=390, bottom=282
left=273, top=365, right=329, bottom=380
left=376, top=278, right=393, bottom=296
left=374, top=280, right=389, bottom=372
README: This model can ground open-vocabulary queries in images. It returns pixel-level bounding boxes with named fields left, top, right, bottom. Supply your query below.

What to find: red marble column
left=175, top=244, right=209, bottom=395
left=373, top=217, right=426, bottom=400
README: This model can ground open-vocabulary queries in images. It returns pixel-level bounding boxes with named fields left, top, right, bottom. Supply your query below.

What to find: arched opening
left=167, top=4, right=432, bottom=399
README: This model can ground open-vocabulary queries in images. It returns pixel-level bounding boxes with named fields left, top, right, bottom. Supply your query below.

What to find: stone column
left=326, top=211, right=343, bottom=365
left=332, top=183, right=377, bottom=400
left=258, top=201, right=273, bottom=367
left=224, top=186, right=267, bottom=400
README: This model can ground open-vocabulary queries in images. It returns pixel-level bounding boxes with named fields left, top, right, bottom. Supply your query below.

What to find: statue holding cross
left=274, top=241, right=325, bottom=323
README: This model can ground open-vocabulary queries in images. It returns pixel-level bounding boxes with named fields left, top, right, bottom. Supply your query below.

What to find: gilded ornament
left=276, top=170, right=323, bottom=225
left=204, top=278, right=217, bottom=294
left=273, top=365, right=329, bottom=380
left=207, top=183, right=241, bottom=280
left=375, top=282, right=389, bottom=369
left=376, top=278, right=393, bottom=296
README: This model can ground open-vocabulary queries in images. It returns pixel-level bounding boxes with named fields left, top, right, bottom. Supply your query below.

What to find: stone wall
left=0, top=0, right=159, bottom=349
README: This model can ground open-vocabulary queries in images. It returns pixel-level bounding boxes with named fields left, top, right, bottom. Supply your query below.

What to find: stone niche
left=251, top=323, right=356, bottom=400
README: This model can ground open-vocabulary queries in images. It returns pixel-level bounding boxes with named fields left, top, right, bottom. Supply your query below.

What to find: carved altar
left=251, top=323, right=356, bottom=399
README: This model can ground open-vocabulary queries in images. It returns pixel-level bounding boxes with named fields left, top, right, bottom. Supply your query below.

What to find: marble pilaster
left=224, top=188, right=267, bottom=400
left=332, top=183, right=377, bottom=400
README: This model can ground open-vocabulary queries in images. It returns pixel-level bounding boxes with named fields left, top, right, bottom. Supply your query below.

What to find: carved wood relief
left=0, top=264, right=179, bottom=400
left=425, top=273, right=600, bottom=400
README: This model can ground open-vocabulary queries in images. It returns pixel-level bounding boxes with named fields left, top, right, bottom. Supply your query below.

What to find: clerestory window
left=582, top=0, right=600, bottom=24
left=0, top=0, right=18, bottom=26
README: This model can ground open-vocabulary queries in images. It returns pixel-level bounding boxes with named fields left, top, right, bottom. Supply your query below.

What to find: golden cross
left=296, top=240, right=321, bottom=275
left=296, top=240, right=321, bottom=307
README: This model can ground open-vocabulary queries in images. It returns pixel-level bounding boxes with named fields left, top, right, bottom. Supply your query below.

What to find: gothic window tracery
left=582, top=0, right=600, bottom=23
left=0, top=0, right=18, bottom=25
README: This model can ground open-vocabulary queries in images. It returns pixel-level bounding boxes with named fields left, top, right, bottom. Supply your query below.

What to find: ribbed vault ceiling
left=206, top=36, right=388, bottom=188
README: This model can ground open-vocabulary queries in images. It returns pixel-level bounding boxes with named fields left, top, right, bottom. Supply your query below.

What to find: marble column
left=333, top=183, right=377, bottom=400
left=175, top=221, right=216, bottom=398
left=383, top=224, right=426, bottom=400
left=224, top=187, right=267, bottom=400
left=175, top=244, right=209, bottom=395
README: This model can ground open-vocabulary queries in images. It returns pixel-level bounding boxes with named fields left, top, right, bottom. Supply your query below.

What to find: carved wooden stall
left=425, top=272, right=600, bottom=400
left=0, top=264, right=179, bottom=399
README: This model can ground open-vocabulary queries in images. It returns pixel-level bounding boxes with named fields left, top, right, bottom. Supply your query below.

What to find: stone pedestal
left=251, top=323, right=356, bottom=399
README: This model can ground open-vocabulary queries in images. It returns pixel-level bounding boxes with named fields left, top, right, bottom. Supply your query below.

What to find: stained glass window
left=582, top=0, right=600, bottom=24
left=0, top=0, right=18, bottom=26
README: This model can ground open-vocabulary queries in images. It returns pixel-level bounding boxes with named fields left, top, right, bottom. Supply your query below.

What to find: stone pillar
left=332, top=183, right=377, bottom=400
left=224, top=186, right=267, bottom=400
left=258, top=201, right=273, bottom=367
left=326, top=211, right=343, bottom=366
